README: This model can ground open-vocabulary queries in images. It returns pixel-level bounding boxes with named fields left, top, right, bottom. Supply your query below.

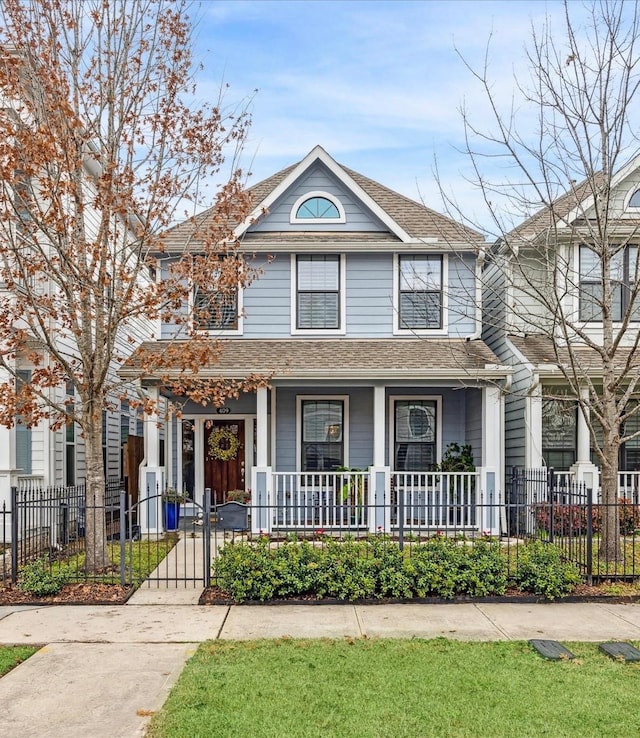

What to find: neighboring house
left=0, top=56, right=150, bottom=516
left=122, top=145, right=511, bottom=534
left=482, top=159, right=640, bottom=498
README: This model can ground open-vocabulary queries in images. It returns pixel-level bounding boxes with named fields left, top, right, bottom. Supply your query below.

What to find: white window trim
left=625, top=187, right=640, bottom=210
left=297, top=395, right=349, bottom=471
left=392, top=253, right=448, bottom=336
left=191, top=283, right=244, bottom=336
left=290, top=253, right=346, bottom=335
left=388, top=395, right=442, bottom=471
left=290, top=191, right=346, bottom=224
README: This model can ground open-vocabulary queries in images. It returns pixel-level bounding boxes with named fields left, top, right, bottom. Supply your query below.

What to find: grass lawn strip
left=147, top=639, right=640, bottom=738
left=0, top=646, right=38, bottom=677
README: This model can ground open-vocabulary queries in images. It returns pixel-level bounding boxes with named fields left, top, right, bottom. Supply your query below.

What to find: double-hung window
left=300, top=399, right=345, bottom=471
left=393, top=399, right=437, bottom=471
left=579, top=245, right=640, bottom=322
left=398, top=255, right=443, bottom=330
left=193, top=257, right=241, bottom=332
left=541, top=396, right=577, bottom=470
left=194, top=287, right=238, bottom=331
left=296, top=255, right=340, bottom=330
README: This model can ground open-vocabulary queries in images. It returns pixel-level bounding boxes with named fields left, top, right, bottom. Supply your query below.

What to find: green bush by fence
left=213, top=536, right=580, bottom=602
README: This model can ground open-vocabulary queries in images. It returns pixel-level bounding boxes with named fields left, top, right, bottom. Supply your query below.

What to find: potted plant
left=225, top=489, right=251, bottom=504
left=162, top=488, right=186, bottom=531
left=435, top=443, right=475, bottom=526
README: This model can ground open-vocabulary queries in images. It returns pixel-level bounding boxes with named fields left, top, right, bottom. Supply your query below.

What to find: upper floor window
left=398, top=255, right=443, bottom=330
left=290, top=191, right=345, bottom=224
left=194, top=287, right=238, bottom=331
left=295, top=254, right=341, bottom=331
left=579, top=245, right=640, bottom=322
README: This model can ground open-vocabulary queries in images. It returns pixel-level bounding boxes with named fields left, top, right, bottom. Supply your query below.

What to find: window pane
left=580, top=282, right=602, bottom=321
left=580, top=246, right=599, bottom=279
left=296, top=197, right=340, bottom=219
left=400, top=292, right=441, bottom=329
left=195, top=289, right=237, bottom=330
left=400, top=256, right=441, bottom=290
left=302, top=400, right=343, bottom=471
left=542, top=398, right=577, bottom=449
left=303, top=401, right=343, bottom=442
left=297, top=256, right=339, bottom=290
left=394, top=400, right=436, bottom=471
left=298, top=292, right=339, bottom=329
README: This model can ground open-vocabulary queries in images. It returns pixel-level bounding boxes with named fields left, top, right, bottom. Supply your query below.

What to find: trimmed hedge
left=213, top=536, right=580, bottom=602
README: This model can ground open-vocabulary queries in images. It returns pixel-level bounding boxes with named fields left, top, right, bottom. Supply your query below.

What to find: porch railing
left=391, top=471, right=479, bottom=532
left=521, top=467, right=640, bottom=503
left=270, top=470, right=483, bottom=533
left=272, top=471, right=368, bottom=530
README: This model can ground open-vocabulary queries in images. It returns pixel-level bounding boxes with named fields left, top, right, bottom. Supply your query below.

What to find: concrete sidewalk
left=2, top=600, right=640, bottom=737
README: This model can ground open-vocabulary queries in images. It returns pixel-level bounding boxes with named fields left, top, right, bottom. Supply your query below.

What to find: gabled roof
left=507, top=155, right=640, bottom=244
left=160, top=146, right=484, bottom=251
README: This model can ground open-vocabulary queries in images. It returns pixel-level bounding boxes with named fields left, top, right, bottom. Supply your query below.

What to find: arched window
left=629, top=189, right=640, bottom=208
left=290, top=191, right=345, bottom=223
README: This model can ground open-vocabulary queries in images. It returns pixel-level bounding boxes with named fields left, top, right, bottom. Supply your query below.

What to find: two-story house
left=124, top=146, right=510, bottom=535
left=483, top=158, right=640, bottom=500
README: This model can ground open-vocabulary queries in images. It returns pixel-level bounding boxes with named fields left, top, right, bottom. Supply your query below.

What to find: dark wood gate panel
left=204, top=420, right=245, bottom=504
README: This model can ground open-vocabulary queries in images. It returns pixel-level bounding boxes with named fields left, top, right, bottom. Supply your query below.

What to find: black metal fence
left=3, top=474, right=640, bottom=590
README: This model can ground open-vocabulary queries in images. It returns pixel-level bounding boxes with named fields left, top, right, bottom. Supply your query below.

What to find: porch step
left=529, top=639, right=575, bottom=660
left=599, top=642, right=640, bottom=662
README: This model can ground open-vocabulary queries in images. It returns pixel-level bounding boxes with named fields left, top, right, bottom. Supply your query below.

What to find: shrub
left=534, top=499, right=640, bottom=537
left=213, top=536, right=577, bottom=603
left=511, top=541, right=581, bottom=600
left=17, top=557, right=72, bottom=596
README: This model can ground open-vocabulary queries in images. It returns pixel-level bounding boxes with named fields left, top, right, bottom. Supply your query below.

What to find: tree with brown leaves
left=0, top=0, right=262, bottom=571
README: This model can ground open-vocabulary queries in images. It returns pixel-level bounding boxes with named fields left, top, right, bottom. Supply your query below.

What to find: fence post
left=586, top=489, right=593, bottom=585
left=398, top=482, right=404, bottom=551
left=10, top=486, right=18, bottom=583
left=203, top=487, right=211, bottom=588
left=119, top=491, right=127, bottom=586
left=548, top=468, right=555, bottom=544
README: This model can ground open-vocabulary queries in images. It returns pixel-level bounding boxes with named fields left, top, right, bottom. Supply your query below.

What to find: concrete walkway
left=2, top=599, right=640, bottom=736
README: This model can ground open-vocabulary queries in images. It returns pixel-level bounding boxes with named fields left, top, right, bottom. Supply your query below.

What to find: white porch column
left=576, top=387, right=591, bottom=463
left=373, top=383, right=386, bottom=467
left=481, top=385, right=502, bottom=535
left=139, top=385, right=164, bottom=534
left=482, top=386, right=502, bottom=470
left=256, top=386, right=269, bottom=467
left=371, top=383, right=390, bottom=532
left=527, top=383, right=543, bottom=468
left=0, top=366, right=18, bottom=531
left=570, top=387, right=599, bottom=500
left=251, top=386, right=272, bottom=534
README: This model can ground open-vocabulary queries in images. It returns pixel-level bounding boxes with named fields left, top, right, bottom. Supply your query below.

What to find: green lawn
left=146, top=638, right=640, bottom=738
left=0, top=645, right=38, bottom=677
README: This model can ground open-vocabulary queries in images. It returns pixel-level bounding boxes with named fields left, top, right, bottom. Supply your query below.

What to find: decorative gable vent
left=290, top=191, right=345, bottom=224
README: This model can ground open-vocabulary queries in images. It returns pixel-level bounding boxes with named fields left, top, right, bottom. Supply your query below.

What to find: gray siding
left=243, top=254, right=291, bottom=337
left=447, top=254, right=477, bottom=336
left=464, top=389, right=483, bottom=466
left=345, top=253, right=394, bottom=336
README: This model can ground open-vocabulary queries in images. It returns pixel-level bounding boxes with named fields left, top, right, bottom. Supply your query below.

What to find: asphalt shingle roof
left=121, top=338, right=505, bottom=379
left=159, top=151, right=484, bottom=250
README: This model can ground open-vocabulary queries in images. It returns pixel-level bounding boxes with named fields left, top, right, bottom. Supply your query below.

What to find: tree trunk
left=598, top=420, right=621, bottom=563
left=83, top=411, right=111, bottom=572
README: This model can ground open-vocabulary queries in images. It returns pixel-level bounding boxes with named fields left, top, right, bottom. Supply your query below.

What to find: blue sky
left=191, top=0, right=584, bottom=227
